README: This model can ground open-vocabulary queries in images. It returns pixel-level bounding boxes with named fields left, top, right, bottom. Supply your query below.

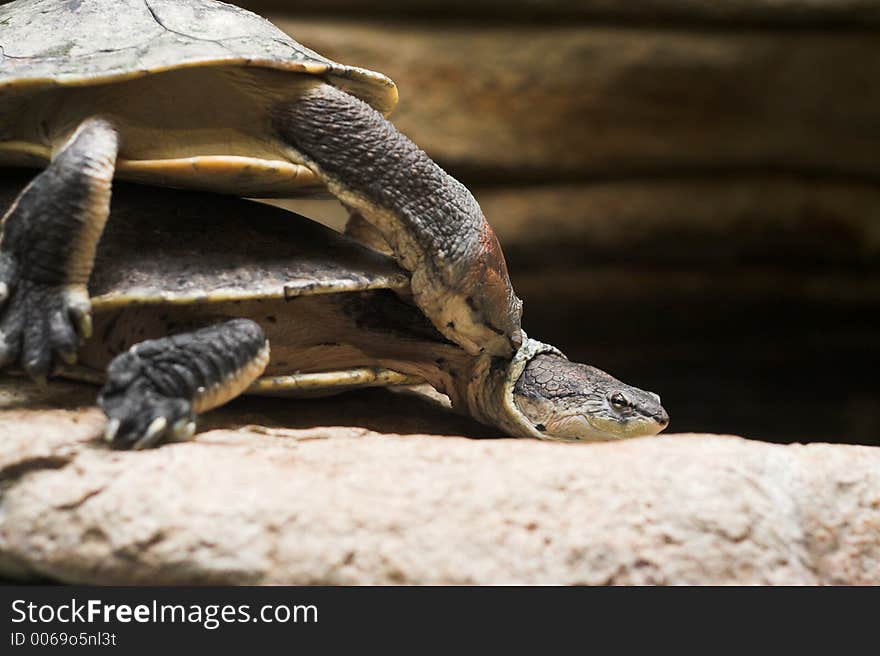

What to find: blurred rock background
left=242, top=0, right=880, bottom=445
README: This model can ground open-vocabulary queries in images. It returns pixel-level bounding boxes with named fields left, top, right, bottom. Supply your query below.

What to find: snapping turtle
left=0, top=173, right=669, bottom=447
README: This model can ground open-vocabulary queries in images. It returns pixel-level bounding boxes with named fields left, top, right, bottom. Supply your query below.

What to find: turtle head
left=512, top=354, right=668, bottom=441
left=465, top=337, right=669, bottom=441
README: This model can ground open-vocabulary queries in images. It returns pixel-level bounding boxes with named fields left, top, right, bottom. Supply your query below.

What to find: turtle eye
left=609, top=392, right=629, bottom=410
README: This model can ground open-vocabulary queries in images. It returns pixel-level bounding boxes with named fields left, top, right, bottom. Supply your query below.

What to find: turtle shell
left=0, top=0, right=397, bottom=195
left=91, top=182, right=410, bottom=307
left=0, top=170, right=409, bottom=308
left=0, top=0, right=396, bottom=111
left=76, top=180, right=438, bottom=395
left=0, top=169, right=422, bottom=393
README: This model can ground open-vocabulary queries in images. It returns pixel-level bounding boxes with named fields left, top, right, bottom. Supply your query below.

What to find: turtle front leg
left=99, top=319, right=269, bottom=450
left=274, top=83, right=523, bottom=359
left=0, top=117, right=118, bottom=380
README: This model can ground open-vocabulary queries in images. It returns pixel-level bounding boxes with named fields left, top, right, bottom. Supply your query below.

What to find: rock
left=271, top=18, right=880, bottom=180
left=1, top=380, right=878, bottom=585
left=244, top=1, right=880, bottom=25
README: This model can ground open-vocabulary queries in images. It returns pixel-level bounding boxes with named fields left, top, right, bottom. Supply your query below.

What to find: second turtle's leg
left=274, top=84, right=523, bottom=359
left=99, top=319, right=269, bottom=450
left=343, top=209, right=393, bottom=257
left=0, top=117, right=118, bottom=379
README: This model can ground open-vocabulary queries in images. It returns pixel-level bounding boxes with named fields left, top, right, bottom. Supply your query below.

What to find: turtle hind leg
left=99, top=319, right=269, bottom=450
left=343, top=209, right=393, bottom=257
left=0, top=117, right=118, bottom=379
left=274, top=83, right=523, bottom=360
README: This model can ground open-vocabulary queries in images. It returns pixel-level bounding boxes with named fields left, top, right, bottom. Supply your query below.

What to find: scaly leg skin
left=98, top=319, right=270, bottom=450
left=274, top=84, right=523, bottom=359
left=0, top=117, right=118, bottom=381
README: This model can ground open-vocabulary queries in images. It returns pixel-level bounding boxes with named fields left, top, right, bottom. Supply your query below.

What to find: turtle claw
left=99, top=356, right=196, bottom=450
left=101, top=393, right=195, bottom=450
left=135, top=416, right=169, bottom=450
left=0, top=251, right=16, bottom=300
left=0, top=254, right=18, bottom=367
left=171, top=418, right=197, bottom=442
left=104, top=414, right=188, bottom=450
left=0, top=267, right=90, bottom=377
left=105, top=416, right=195, bottom=449
left=104, top=418, right=121, bottom=443
left=66, top=287, right=93, bottom=340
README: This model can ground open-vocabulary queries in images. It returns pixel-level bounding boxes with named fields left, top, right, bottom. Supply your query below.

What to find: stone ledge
left=1, top=385, right=877, bottom=585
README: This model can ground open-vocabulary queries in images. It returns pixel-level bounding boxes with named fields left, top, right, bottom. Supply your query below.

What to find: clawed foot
left=97, top=319, right=269, bottom=450
left=0, top=252, right=92, bottom=380
left=98, top=352, right=197, bottom=450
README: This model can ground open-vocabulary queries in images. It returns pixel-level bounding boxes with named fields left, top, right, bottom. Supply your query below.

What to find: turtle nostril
left=649, top=408, right=669, bottom=427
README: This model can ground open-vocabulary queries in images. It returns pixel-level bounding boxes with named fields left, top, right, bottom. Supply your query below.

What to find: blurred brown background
left=241, top=0, right=880, bottom=445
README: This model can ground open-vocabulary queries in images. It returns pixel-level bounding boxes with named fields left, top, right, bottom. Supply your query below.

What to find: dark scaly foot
left=274, top=84, right=523, bottom=358
left=0, top=117, right=118, bottom=380
left=98, top=319, right=269, bottom=450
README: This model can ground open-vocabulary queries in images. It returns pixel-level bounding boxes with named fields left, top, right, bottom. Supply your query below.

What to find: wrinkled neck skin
left=406, top=334, right=562, bottom=438
left=458, top=336, right=560, bottom=439
left=341, top=327, right=550, bottom=438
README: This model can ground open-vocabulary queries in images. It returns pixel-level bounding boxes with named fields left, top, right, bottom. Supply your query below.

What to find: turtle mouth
left=534, top=413, right=667, bottom=442
left=581, top=416, right=667, bottom=441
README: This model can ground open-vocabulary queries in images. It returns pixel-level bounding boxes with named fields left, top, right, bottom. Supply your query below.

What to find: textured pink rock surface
left=1, top=380, right=877, bottom=585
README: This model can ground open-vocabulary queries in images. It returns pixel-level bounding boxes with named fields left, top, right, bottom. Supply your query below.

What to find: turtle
left=0, top=0, right=522, bottom=379
left=0, top=171, right=669, bottom=448
left=0, top=0, right=669, bottom=446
